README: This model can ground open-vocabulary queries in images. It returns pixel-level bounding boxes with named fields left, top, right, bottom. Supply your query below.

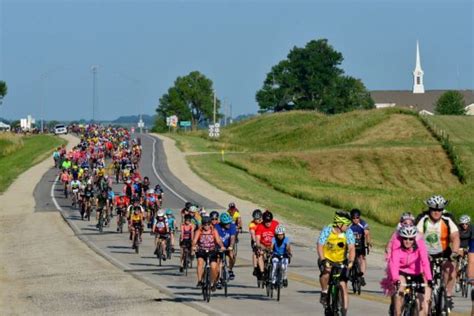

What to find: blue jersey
left=107, top=191, right=115, bottom=200
left=470, top=238, right=474, bottom=253
left=350, top=220, right=369, bottom=248
left=272, top=236, right=290, bottom=256
left=215, top=223, right=237, bottom=248
left=167, top=215, right=176, bottom=231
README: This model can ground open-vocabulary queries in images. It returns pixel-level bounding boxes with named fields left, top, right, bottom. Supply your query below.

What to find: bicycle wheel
left=438, top=286, right=449, bottom=316
left=205, top=267, right=211, bottom=302
left=202, top=269, right=208, bottom=301
left=276, top=266, right=281, bottom=302
left=266, top=264, right=273, bottom=297
left=157, top=243, right=162, bottom=266
left=460, top=268, right=468, bottom=298
left=98, top=214, right=103, bottom=233
left=166, top=238, right=171, bottom=259
left=222, top=266, right=228, bottom=297
left=134, top=236, right=139, bottom=254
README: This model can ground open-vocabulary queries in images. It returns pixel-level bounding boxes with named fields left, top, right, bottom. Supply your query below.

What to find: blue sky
left=0, top=0, right=472, bottom=121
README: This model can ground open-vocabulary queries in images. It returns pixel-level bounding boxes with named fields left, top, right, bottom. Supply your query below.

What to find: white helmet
left=459, top=215, right=471, bottom=224
left=399, top=212, right=415, bottom=224
left=189, top=206, right=197, bottom=213
left=399, top=225, right=417, bottom=238
left=157, top=210, right=165, bottom=217
left=425, top=195, right=448, bottom=209
left=275, top=225, right=286, bottom=235
left=147, top=189, right=155, bottom=194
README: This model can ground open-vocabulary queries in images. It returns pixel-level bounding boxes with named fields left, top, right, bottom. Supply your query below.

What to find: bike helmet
left=262, top=210, right=273, bottom=223
left=275, top=225, right=286, bottom=235
left=425, top=195, right=448, bottom=210
left=252, top=209, right=263, bottom=220
left=399, top=225, right=417, bottom=238
left=333, top=210, right=352, bottom=226
left=459, top=214, right=471, bottom=224
left=220, top=213, right=233, bottom=225
left=157, top=210, right=165, bottom=217
left=147, top=189, right=155, bottom=194
left=185, top=202, right=192, bottom=209
left=189, top=206, right=197, bottom=213
left=350, top=208, right=361, bottom=218
left=228, top=202, right=236, bottom=209
left=201, top=216, right=211, bottom=225
left=165, top=209, right=173, bottom=216
left=209, top=211, right=220, bottom=220
left=399, top=212, right=415, bottom=223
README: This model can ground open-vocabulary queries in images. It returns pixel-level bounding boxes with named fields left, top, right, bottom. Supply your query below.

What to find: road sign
left=208, top=124, right=220, bottom=138
left=166, top=117, right=171, bottom=126
left=138, top=119, right=145, bottom=128
left=179, top=121, right=191, bottom=127
left=167, top=115, right=178, bottom=127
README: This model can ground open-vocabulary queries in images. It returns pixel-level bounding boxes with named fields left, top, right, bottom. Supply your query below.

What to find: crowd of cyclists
left=52, top=125, right=474, bottom=315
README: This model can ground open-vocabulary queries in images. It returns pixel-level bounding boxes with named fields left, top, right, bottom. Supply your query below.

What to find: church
left=370, top=41, right=474, bottom=115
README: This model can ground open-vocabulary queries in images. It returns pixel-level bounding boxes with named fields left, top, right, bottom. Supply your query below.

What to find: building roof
left=370, top=90, right=474, bottom=113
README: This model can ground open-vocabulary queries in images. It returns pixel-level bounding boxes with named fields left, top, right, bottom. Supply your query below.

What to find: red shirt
left=115, top=196, right=130, bottom=208
left=255, top=220, right=279, bottom=247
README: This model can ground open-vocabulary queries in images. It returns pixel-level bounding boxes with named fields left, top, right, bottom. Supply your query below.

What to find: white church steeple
left=413, top=40, right=425, bottom=93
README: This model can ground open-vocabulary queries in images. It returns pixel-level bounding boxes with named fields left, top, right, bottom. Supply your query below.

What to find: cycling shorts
left=355, top=247, right=367, bottom=257
left=180, top=239, right=192, bottom=248
left=155, top=233, right=170, bottom=240
left=196, top=250, right=218, bottom=262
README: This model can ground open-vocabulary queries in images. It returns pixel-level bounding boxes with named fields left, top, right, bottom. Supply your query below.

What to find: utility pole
left=213, top=90, right=216, bottom=125
left=224, top=99, right=227, bottom=126
left=229, top=103, right=233, bottom=124
left=91, top=65, right=98, bottom=123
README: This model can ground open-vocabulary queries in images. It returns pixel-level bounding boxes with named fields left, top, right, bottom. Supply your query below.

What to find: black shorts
left=156, top=233, right=169, bottom=240
left=355, top=247, right=367, bottom=257
left=429, top=248, right=452, bottom=261
left=196, top=250, right=218, bottom=263
left=400, top=272, right=425, bottom=294
left=180, top=239, right=192, bottom=248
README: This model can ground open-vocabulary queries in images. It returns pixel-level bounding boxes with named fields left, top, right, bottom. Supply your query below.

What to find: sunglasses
left=203, top=223, right=211, bottom=226
left=429, top=209, right=442, bottom=212
left=402, top=237, right=415, bottom=241
left=352, top=216, right=360, bottom=219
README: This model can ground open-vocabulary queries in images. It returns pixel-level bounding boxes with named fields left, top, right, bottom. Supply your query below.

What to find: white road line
left=145, top=134, right=187, bottom=203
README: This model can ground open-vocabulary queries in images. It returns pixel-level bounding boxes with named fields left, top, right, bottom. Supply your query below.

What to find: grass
left=0, top=133, right=24, bottom=157
left=0, top=134, right=66, bottom=192
left=162, top=109, right=473, bottom=243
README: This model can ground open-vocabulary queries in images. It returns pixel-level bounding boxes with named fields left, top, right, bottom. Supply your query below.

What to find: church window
left=417, top=77, right=420, bottom=85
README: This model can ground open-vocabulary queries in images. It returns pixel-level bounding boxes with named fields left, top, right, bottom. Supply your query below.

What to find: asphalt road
left=34, top=133, right=471, bottom=315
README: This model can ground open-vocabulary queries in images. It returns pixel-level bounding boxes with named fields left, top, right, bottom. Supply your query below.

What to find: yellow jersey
left=319, top=225, right=355, bottom=263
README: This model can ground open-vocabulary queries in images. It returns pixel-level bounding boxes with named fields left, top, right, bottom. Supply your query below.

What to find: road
left=34, top=133, right=471, bottom=315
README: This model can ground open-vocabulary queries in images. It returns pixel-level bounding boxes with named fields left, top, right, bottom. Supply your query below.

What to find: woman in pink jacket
left=389, top=225, right=432, bottom=316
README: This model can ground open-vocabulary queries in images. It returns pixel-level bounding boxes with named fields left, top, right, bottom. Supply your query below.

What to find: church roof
left=370, top=90, right=474, bottom=113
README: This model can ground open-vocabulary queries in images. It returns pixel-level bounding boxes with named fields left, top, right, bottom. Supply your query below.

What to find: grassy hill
left=165, top=109, right=472, bottom=243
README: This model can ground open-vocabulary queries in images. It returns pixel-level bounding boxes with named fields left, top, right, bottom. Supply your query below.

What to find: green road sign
left=180, top=121, right=191, bottom=127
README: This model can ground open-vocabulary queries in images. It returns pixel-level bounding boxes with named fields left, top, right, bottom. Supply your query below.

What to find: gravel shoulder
left=0, top=134, right=203, bottom=316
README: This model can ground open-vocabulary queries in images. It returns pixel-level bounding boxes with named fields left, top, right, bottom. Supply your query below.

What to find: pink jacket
left=388, top=240, right=432, bottom=282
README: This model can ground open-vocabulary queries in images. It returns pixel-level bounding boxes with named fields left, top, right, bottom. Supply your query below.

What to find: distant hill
left=112, top=114, right=155, bottom=125
left=0, top=117, right=9, bottom=124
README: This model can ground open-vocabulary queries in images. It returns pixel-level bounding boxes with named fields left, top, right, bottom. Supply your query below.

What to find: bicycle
left=155, top=234, right=170, bottom=266
left=350, top=255, right=362, bottom=295
left=116, top=207, right=126, bottom=233
left=200, top=250, right=212, bottom=302
left=324, top=262, right=347, bottom=316
left=132, top=225, right=141, bottom=254
left=219, top=250, right=230, bottom=297
left=71, top=188, right=79, bottom=208
left=263, top=250, right=274, bottom=297
left=97, top=207, right=108, bottom=233
left=270, top=254, right=286, bottom=301
left=457, top=253, right=469, bottom=298
left=398, top=277, right=426, bottom=316
left=429, top=257, right=449, bottom=316
left=182, top=243, right=193, bottom=276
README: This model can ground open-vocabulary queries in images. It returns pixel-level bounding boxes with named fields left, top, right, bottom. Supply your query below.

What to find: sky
left=0, top=0, right=473, bottom=121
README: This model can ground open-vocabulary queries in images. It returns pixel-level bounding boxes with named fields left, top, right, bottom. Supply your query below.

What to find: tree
left=256, top=39, right=374, bottom=114
left=0, top=81, right=7, bottom=106
left=435, top=91, right=466, bottom=115
left=155, top=71, right=220, bottom=130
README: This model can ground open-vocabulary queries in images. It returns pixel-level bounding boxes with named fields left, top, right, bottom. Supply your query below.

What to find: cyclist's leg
left=420, top=283, right=430, bottom=316
left=228, top=249, right=235, bottom=270
left=160, top=237, right=167, bottom=257
left=271, top=257, right=279, bottom=283
left=394, top=274, right=407, bottom=316
left=196, top=255, right=204, bottom=284
left=257, top=249, right=265, bottom=275
left=282, top=257, right=289, bottom=282
left=443, top=259, right=456, bottom=296
left=210, top=254, right=219, bottom=286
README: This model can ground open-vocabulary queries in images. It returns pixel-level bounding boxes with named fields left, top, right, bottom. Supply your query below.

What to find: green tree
left=0, top=81, right=7, bottom=106
left=47, top=120, right=60, bottom=130
left=155, top=71, right=220, bottom=130
left=256, top=39, right=374, bottom=114
left=435, top=91, right=466, bottom=115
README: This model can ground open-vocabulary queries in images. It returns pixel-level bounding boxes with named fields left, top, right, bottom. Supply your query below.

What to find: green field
left=164, top=109, right=473, bottom=244
left=0, top=134, right=65, bottom=192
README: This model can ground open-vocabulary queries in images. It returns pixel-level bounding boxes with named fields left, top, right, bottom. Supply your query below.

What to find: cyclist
left=255, top=210, right=279, bottom=281
left=155, top=184, right=164, bottom=206
left=317, top=210, right=355, bottom=314
left=106, top=186, right=115, bottom=219
left=271, top=225, right=292, bottom=287
left=468, top=236, right=474, bottom=286
left=227, top=202, right=242, bottom=232
left=181, top=202, right=193, bottom=222
left=60, top=168, right=71, bottom=197
left=129, top=206, right=144, bottom=246
left=210, top=211, right=220, bottom=226
left=179, top=214, right=194, bottom=273
left=215, top=213, right=237, bottom=283
left=416, top=195, right=460, bottom=309
left=349, top=208, right=371, bottom=286
left=152, top=210, right=170, bottom=261
left=96, top=190, right=108, bottom=228
left=456, top=215, right=472, bottom=291
left=249, top=209, right=263, bottom=277
left=70, top=178, right=81, bottom=207
left=166, top=209, right=176, bottom=252
left=389, top=225, right=432, bottom=316
left=192, top=216, right=225, bottom=290
left=114, top=192, right=130, bottom=231
left=189, top=206, right=202, bottom=229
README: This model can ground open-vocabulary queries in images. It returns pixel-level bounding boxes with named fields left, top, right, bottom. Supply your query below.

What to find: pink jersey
left=388, top=240, right=432, bottom=282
